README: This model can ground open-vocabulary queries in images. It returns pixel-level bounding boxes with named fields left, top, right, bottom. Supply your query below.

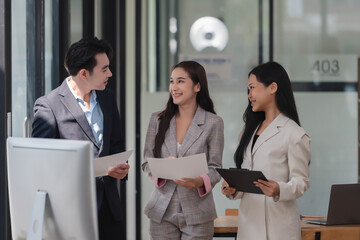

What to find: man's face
left=87, top=53, right=112, bottom=91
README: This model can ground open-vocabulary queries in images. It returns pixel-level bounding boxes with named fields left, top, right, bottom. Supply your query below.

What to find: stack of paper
left=147, top=153, right=208, bottom=180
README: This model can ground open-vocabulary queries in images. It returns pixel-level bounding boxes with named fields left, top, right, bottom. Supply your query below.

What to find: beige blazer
left=228, top=113, right=310, bottom=240
left=142, top=106, right=224, bottom=225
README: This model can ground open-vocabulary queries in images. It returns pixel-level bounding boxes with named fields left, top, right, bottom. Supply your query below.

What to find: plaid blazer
left=142, top=106, right=224, bottom=225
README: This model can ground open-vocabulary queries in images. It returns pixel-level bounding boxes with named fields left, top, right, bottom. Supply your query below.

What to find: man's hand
left=108, top=163, right=130, bottom=179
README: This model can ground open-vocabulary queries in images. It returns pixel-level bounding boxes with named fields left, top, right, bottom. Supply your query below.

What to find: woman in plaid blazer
left=142, top=61, right=224, bottom=239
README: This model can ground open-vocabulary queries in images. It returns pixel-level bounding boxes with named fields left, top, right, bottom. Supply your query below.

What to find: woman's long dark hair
left=234, top=61, right=300, bottom=168
left=153, top=61, right=216, bottom=157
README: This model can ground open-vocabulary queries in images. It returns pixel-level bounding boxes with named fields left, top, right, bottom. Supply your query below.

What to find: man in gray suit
left=32, top=37, right=129, bottom=240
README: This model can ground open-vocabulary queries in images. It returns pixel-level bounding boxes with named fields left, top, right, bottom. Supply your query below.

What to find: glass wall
left=141, top=1, right=268, bottom=239
left=45, top=0, right=56, bottom=94
left=70, top=0, right=83, bottom=43
left=11, top=0, right=84, bottom=137
left=147, top=0, right=265, bottom=93
left=12, top=0, right=60, bottom=137
left=274, top=0, right=360, bottom=216
left=11, top=0, right=27, bottom=137
left=139, top=0, right=360, bottom=238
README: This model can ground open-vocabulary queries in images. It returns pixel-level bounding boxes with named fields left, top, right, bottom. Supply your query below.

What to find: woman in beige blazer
left=222, top=62, right=310, bottom=240
left=142, top=61, right=224, bottom=239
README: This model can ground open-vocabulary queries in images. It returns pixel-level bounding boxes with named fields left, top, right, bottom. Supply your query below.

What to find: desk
left=301, top=219, right=360, bottom=240
left=214, top=216, right=360, bottom=240
left=213, top=216, right=238, bottom=238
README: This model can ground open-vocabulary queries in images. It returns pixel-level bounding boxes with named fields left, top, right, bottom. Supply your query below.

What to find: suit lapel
left=164, top=116, right=178, bottom=157
left=58, top=80, right=99, bottom=148
left=178, top=107, right=205, bottom=158
left=251, top=113, right=289, bottom=156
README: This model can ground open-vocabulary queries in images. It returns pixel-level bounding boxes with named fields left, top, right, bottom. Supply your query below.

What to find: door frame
left=0, top=0, right=12, bottom=238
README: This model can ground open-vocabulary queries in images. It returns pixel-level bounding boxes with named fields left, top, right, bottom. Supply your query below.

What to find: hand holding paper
left=94, top=150, right=134, bottom=177
left=108, top=163, right=130, bottom=179
left=174, top=177, right=204, bottom=190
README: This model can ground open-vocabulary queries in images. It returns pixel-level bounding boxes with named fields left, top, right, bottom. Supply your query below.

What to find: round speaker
left=189, top=16, right=229, bottom=52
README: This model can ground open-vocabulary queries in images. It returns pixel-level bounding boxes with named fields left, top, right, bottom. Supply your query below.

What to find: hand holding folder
left=217, top=168, right=268, bottom=194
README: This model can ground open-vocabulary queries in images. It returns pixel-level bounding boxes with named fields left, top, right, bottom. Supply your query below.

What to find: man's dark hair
left=64, top=37, right=113, bottom=76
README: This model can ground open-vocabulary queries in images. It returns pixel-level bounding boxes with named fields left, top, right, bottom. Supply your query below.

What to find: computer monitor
left=7, top=137, right=99, bottom=240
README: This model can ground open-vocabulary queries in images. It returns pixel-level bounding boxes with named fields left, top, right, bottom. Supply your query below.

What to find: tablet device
left=217, top=168, right=268, bottom=194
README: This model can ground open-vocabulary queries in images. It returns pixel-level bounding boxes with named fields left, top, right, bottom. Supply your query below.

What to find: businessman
left=32, top=37, right=129, bottom=240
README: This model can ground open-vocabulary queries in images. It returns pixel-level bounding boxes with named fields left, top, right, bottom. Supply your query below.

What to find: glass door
left=12, top=0, right=53, bottom=137
left=11, top=0, right=29, bottom=137
left=138, top=1, right=360, bottom=238
left=11, top=0, right=83, bottom=137
left=140, top=0, right=269, bottom=238
left=273, top=0, right=360, bottom=216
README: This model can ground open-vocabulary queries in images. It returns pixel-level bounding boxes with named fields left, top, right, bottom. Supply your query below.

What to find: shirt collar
left=90, top=90, right=98, bottom=108
left=66, top=77, right=98, bottom=106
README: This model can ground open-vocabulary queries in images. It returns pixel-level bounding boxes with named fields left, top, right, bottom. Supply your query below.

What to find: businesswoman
left=142, top=61, right=224, bottom=239
left=222, top=62, right=310, bottom=240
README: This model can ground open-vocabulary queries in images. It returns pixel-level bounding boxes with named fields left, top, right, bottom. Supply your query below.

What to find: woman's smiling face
left=247, top=73, right=276, bottom=112
left=169, top=67, right=200, bottom=106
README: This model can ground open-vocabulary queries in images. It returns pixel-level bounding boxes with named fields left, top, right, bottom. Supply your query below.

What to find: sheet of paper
left=147, top=153, right=208, bottom=180
left=94, top=150, right=134, bottom=177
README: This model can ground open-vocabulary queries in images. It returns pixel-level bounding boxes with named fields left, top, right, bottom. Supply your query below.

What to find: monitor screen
left=7, top=137, right=98, bottom=240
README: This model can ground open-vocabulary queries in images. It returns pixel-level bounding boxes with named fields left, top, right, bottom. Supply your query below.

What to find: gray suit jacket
left=142, top=107, right=224, bottom=225
left=32, top=80, right=124, bottom=221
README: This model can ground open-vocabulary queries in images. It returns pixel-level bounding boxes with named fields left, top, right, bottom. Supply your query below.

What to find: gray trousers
left=149, top=189, right=214, bottom=240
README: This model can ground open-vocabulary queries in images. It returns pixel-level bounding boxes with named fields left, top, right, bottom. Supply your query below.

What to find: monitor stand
left=27, top=190, right=47, bottom=240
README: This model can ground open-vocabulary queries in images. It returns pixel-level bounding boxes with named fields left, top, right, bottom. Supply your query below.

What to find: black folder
left=216, top=168, right=268, bottom=194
